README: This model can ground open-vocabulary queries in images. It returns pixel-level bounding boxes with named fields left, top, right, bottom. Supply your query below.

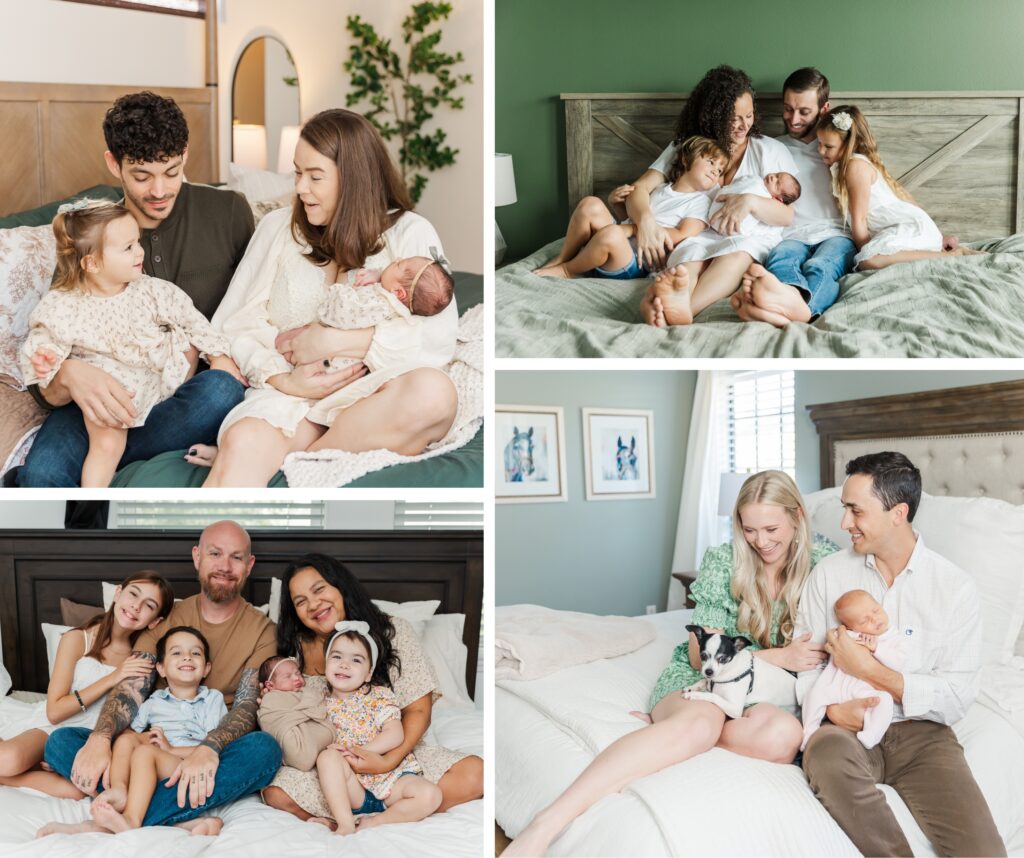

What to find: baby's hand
left=352, top=268, right=378, bottom=287
left=31, top=348, right=58, bottom=378
left=275, top=325, right=309, bottom=363
left=147, top=726, right=170, bottom=751
left=855, top=633, right=878, bottom=652
left=608, top=184, right=635, bottom=205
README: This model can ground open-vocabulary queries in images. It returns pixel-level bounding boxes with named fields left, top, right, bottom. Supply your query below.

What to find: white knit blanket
left=281, top=304, right=483, bottom=488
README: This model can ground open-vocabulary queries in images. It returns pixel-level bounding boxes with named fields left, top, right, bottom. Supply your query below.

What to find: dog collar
left=710, top=660, right=755, bottom=696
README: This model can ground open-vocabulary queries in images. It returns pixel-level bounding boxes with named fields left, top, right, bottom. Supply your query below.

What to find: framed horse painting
left=495, top=404, right=568, bottom=503
left=582, top=407, right=655, bottom=501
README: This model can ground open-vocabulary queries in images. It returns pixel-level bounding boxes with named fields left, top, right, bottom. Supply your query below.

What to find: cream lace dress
left=268, top=616, right=468, bottom=819
left=21, top=276, right=230, bottom=425
left=211, top=208, right=457, bottom=442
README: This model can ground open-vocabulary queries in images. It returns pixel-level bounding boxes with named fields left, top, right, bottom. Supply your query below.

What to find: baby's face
left=838, top=594, right=889, bottom=635
left=764, top=172, right=800, bottom=204
left=267, top=659, right=304, bottom=692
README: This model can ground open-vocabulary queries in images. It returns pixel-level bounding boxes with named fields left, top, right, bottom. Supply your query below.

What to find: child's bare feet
left=97, top=786, right=127, bottom=813
left=90, top=799, right=131, bottom=833
left=356, top=812, right=385, bottom=830
left=629, top=710, right=653, bottom=724
left=334, top=818, right=357, bottom=836
left=36, top=820, right=108, bottom=837
left=175, top=817, right=223, bottom=836
left=305, top=816, right=336, bottom=831
left=184, top=444, right=218, bottom=467
left=533, top=263, right=571, bottom=279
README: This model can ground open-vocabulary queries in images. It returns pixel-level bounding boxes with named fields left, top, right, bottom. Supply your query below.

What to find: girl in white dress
left=816, top=106, right=982, bottom=270
left=21, top=201, right=235, bottom=487
left=0, top=572, right=173, bottom=797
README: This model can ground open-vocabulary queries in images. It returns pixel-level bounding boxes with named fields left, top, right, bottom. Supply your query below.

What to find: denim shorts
left=594, top=252, right=647, bottom=280
left=355, top=789, right=387, bottom=815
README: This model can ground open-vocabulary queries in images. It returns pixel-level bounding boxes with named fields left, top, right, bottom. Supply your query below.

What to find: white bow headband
left=265, top=656, right=297, bottom=685
left=326, top=621, right=378, bottom=675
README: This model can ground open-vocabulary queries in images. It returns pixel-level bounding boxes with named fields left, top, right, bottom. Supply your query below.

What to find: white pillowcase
left=227, top=163, right=294, bottom=204
left=41, top=622, right=72, bottom=677
left=0, top=617, right=11, bottom=696
left=420, top=612, right=474, bottom=707
left=804, top=488, right=1024, bottom=667
left=372, top=598, right=441, bottom=623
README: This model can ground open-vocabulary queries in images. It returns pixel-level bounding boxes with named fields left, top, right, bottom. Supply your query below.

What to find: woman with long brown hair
left=201, top=109, right=462, bottom=487
left=0, top=572, right=173, bottom=797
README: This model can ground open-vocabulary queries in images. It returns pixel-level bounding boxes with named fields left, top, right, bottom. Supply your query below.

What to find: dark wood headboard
left=0, top=530, right=482, bottom=697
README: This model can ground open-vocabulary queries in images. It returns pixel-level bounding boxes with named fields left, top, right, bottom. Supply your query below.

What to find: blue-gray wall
left=496, top=371, right=696, bottom=615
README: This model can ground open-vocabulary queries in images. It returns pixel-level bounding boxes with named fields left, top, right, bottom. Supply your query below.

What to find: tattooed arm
left=164, top=668, right=260, bottom=810
left=70, top=651, right=157, bottom=795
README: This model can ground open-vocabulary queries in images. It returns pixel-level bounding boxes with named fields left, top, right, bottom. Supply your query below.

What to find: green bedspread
left=496, top=235, right=1024, bottom=358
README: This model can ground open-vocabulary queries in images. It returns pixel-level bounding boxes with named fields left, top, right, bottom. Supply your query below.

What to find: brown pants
left=802, top=720, right=1005, bottom=857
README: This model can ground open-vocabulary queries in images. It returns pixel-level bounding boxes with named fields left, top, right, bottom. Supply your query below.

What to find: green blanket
left=496, top=236, right=1024, bottom=358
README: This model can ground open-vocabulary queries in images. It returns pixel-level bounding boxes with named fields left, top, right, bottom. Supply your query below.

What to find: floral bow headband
left=831, top=112, right=853, bottom=133
left=57, top=197, right=101, bottom=216
left=327, top=620, right=378, bottom=674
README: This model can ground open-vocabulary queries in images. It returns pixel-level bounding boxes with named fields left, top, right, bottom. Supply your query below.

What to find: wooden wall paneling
left=0, top=102, right=44, bottom=215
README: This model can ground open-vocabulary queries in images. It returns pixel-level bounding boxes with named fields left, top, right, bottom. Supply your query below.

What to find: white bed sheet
left=0, top=698, right=482, bottom=856
left=496, top=610, right=1024, bottom=857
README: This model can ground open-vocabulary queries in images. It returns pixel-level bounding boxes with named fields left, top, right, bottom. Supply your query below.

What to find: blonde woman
left=504, top=470, right=838, bottom=858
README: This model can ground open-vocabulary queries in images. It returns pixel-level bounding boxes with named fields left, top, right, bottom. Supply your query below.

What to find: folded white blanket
left=495, top=604, right=656, bottom=681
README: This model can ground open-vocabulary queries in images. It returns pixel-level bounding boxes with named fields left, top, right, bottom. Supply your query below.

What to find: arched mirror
left=231, top=37, right=301, bottom=172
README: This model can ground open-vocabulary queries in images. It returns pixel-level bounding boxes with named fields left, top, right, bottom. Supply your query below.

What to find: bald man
left=43, top=521, right=282, bottom=832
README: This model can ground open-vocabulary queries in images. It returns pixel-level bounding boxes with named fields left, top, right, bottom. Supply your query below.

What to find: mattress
left=496, top=610, right=1024, bottom=857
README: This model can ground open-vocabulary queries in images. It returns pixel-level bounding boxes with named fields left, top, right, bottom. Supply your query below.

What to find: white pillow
left=227, top=163, right=294, bottom=204
left=373, top=599, right=441, bottom=623
left=41, top=623, right=72, bottom=677
left=420, top=612, right=474, bottom=707
left=806, top=488, right=1024, bottom=667
left=0, top=617, right=11, bottom=696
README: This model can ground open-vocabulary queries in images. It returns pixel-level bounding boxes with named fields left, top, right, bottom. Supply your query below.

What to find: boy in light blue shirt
left=87, top=626, right=228, bottom=836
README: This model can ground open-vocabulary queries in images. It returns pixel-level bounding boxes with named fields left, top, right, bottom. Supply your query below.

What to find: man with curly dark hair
left=17, top=91, right=253, bottom=488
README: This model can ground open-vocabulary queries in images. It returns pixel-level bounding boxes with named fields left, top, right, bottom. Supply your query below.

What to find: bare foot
left=175, top=817, right=223, bottom=836
left=356, top=812, right=388, bottom=830
left=90, top=799, right=132, bottom=833
left=334, top=819, right=357, bottom=836
left=741, top=263, right=812, bottom=325
left=184, top=444, right=218, bottom=467
left=734, top=299, right=793, bottom=328
left=629, top=710, right=653, bottom=724
left=650, top=266, right=693, bottom=326
left=503, top=814, right=562, bottom=857
left=97, top=786, right=126, bottom=813
left=36, top=820, right=108, bottom=837
left=533, top=264, right=571, bottom=279
left=305, top=816, right=336, bottom=831
left=950, top=246, right=987, bottom=257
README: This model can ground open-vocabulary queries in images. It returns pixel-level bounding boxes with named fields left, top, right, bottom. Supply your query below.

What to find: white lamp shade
left=718, top=472, right=752, bottom=517
left=495, top=153, right=517, bottom=207
left=233, top=124, right=267, bottom=170
left=277, top=125, right=301, bottom=174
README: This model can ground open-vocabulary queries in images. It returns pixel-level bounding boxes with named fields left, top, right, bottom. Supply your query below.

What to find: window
left=720, top=370, right=796, bottom=477
left=61, top=0, right=205, bottom=18
left=111, top=501, right=325, bottom=529
left=393, top=502, right=484, bottom=530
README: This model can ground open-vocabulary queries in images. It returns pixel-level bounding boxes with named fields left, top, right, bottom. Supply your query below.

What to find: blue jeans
left=764, top=236, right=856, bottom=317
left=18, top=369, right=244, bottom=487
left=44, top=727, right=282, bottom=827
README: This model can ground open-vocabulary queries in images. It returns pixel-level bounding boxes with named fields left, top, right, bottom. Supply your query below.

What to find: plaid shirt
left=795, top=534, right=981, bottom=726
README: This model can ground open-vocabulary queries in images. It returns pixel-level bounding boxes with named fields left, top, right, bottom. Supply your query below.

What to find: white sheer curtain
left=666, top=371, right=725, bottom=610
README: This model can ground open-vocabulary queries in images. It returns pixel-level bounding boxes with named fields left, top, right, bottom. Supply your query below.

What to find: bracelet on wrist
left=74, top=690, right=86, bottom=712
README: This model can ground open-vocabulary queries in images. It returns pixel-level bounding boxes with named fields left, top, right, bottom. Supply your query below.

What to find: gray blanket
left=496, top=235, right=1024, bottom=358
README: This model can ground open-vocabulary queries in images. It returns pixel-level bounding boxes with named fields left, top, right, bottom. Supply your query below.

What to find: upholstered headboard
left=562, top=91, right=1024, bottom=240
left=806, top=380, right=1024, bottom=504
left=0, top=529, right=482, bottom=696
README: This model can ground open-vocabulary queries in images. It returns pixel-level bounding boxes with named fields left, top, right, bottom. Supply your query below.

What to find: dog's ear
left=732, top=636, right=753, bottom=651
left=685, top=624, right=706, bottom=642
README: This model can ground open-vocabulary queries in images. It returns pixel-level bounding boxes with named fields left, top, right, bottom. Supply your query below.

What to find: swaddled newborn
left=800, top=589, right=906, bottom=751
left=708, top=172, right=801, bottom=237
left=257, top=656, right=335, bottom=771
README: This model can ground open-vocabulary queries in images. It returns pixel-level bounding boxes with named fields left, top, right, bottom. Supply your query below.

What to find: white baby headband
left=57, top=198, right=100, bottom=216
left=326, top=620, right=378, bottom=674
left=831, top=112, right=853, bottom=132
left=265, top=656, right=297, bottom=685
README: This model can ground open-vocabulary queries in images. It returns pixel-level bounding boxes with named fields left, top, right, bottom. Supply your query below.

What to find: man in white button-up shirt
left=795, top=452, right=1004, bottom=857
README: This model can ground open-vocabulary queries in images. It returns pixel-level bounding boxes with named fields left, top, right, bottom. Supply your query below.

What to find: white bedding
left=0, top=699, right=482, bottom=856
left=496, top=610, right=1024, bottom=857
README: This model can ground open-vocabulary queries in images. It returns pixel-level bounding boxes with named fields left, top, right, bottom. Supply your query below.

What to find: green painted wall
left=496, top=370, right=696, bottom=615
left=496, top=0, right=1024, bottom=257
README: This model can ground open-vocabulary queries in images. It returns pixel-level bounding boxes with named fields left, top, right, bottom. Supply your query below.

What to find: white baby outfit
left=21, top=276, right=229, bottom=425
left=801, top=626, right=906, bottom=751
left=833, top=153, right=942, bottom=267
left=656, top=136, right=798, bottom=267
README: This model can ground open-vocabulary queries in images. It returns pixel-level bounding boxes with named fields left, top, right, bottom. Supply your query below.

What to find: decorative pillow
left=373, top=599, right=441, bottom=623
left=0, top=225, right=57, bottom=390
left=60, top=598, right=104, bottom=628
left=226, top=163, right=294, bottom=205
left=42, top=622, right=72, bottom=677
left=0, top=382, right=46, bottom=476
left=251, top=193, right=294, bottom=225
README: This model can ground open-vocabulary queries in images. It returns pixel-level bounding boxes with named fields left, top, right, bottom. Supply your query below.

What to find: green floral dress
left=649, top=535, right=840, bottom=710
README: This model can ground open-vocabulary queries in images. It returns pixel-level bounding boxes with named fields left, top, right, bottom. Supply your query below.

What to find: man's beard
left=201, top=573, right=244, bottom=603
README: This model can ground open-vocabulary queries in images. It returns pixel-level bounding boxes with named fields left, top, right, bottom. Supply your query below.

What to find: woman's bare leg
left=82, top=422, right=127, bottom=488
left=858, top=247, right=985, bottom=270
left=310, top=368, right=457, bottom=457
left=0, top=770, right=85, bottom=799
left=437, top=754, right=483, bottom=812
left=689, top=252, right=755, bottom=316
left=0, top=729, right=47, bottom=778
left=717, top=703, right=802, bottom=764
left=504, top=695, right=726, bottom=857
left=202, top=417, right=324, bottom=487
left=541, top=197, right=616, bottom=268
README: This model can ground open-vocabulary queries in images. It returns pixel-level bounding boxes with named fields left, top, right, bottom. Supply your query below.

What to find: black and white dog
left=681, top=624, right=796, bottom=719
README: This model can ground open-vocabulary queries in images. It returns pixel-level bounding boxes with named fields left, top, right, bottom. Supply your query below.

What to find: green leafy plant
left=344, top=2, right=472, bottom=203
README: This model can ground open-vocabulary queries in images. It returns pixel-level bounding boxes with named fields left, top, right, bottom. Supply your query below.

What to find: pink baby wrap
left=801, top=628, right=906, bottom=751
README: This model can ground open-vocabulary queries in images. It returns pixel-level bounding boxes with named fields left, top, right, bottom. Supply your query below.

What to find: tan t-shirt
left=135, top=595, right=277, bottom=707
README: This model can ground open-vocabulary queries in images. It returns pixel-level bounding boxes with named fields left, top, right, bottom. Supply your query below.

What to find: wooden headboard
left=0, top=529, right=482, bottom=697
left=807, top=379, right=1024, bottom=503
left=562, top=91, right=1024, bottom=240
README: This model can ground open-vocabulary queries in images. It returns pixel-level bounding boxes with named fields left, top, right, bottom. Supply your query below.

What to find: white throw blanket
left=281, top=304, right=483, bottom=487
left=495, top=604, right=656, bottom=681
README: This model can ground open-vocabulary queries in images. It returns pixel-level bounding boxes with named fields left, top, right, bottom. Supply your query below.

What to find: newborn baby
left=257, top=656, right=335, bottom=771
left=709, top=172, right=801, bottom=237
left=801, top=589, right=905, bottom=751
left=260, top=655, right=305, bottom=692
